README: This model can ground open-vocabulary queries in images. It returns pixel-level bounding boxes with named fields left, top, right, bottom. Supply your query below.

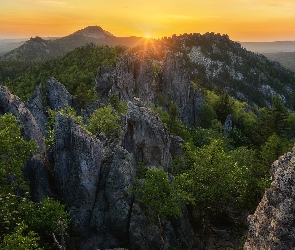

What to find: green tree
left=87, top=105, right=121, bottom=137
left=132, top=167, right=194, bottom=219
left=0, top=113, right=69, bottom=248
left=199, top=103, right=216, bottom=128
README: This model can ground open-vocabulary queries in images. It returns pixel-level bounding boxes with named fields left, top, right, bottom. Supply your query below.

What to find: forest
left=1, top=35, right=295, bottom=249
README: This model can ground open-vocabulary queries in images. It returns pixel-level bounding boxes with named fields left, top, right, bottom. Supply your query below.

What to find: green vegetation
left=87, top=105, right=122, bottom=137
left=132, top=168, right=194, bottom=220
left=0, top=114, right=69, bottom=249
left=4, top=45, right=125, bottom=101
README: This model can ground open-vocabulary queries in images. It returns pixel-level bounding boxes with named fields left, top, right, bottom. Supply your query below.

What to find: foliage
left=151, top=103, right=190, bottom=141
left=132, top=168, right=194, bottom=220
left=87, top=105, right=121, bottom=137
left=0, top=113, right=69, bottom=248
left=199, top=103, right=216, bottom=128
left=0, top=114, right=37, bottom=193
left=45, top=107, right=83, bottom=147
left=5, top=45, right=125, bottom=101
left=0, top=223, right=41, bottom=250
left=107, top=94, right=127, bottom=115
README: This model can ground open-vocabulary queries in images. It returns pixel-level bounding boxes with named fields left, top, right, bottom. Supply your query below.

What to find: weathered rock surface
left=52, top=113, right=104, bottom=236
left=26, top=84, right=47, bottom=135
left=99, top=53, right=157, bottom=106
left=46, top=77, right=75, bottom=111
left=160, top=52, right=205, bottom=127
left=244, top=146, right=295, bottom=250
left=121, top=100, right=171, bottom=170
left=0, top=85, right=52, bottom=201
left=95, top=52, right=205, bottom=128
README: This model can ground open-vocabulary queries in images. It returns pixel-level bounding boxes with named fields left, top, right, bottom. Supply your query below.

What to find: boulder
left=244, top=146, right=295, bottom=249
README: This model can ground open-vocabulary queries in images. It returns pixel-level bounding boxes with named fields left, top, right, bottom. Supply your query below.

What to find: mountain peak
left=72, top=26, right=115, bottom=39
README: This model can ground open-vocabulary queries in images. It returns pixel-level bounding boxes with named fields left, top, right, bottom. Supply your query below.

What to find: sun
left=144, top=33, right=152, bottom=39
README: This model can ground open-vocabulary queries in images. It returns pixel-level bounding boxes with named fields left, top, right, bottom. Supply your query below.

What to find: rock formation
left=0, top=85, right=52, bottom=201
left=244, top=146, right=295, bottom=249
left=95, top=51, right=205, bottom=128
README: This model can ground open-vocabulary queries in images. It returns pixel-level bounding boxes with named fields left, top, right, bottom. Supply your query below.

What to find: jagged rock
left=52, top=113, right=104, bottom=236
left=109, top=53, right=156, bottom=106
left=160, top=52, right=205, bottom=127
left=0, top=85, right=52, bottom=201
left=244, top=147, right=295, bottom=250
left=46, top=77, right=75, bottom=111
left=26, top=84, right=47, bottom=135
left=89, top=146, right=136, bottom=248
left=95, top=66, right=116, bottom=102
left=121, top=100, right=171, bottom=170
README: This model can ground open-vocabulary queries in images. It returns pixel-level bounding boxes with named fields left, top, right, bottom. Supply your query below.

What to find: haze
left=1, top=0, right=295, bottom=41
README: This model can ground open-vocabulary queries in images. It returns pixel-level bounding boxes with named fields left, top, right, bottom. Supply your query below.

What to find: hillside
left=1, top=26, right=146, bottom=61
left=263, top=51, right=295, bottom=73
left=6, top=32, right=295, bottom=110
left=1, top=32, right=295, bottom=249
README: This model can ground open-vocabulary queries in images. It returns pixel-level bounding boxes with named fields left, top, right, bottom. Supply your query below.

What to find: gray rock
left=160, top=52, right=205, bottom=127
left=52, top=114, right=104, bottom=236
left=95, top=66, right=116, bottom=102
left=244, top=147, right=295, bottom=250
left=25, top=84, right=47, bottom=135
left=46, top=77, right=75, bottom=111
left=111, top=53, right=156, bottom=106
left=0, top=85, right=52, bottom=201
left=121, top=100, right=171, bottom=170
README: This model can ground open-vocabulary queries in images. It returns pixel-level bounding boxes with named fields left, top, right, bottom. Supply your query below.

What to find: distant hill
left=0, top=39, right=27, bottom=56
left=263, top=52, right=295, bottom=73
left=241, top=41, right=295, bottom=53
left=1, top=26, right=146, bottom=61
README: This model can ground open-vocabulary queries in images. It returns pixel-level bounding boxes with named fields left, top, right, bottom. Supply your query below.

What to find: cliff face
left=0, top=72, right=194, bottom=249
left=244, top=146, right=295, bottom=250
left=95, top=51, right=205, bottom=128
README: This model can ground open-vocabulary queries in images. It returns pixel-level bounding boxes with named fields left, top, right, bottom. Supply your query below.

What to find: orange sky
left=1, top=0, right=295, bottom=41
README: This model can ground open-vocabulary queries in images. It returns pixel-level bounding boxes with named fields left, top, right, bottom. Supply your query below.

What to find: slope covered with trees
left=0, top=32, right=295, bottom=249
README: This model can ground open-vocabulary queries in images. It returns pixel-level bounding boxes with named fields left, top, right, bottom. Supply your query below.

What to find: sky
left=1, top=0, right=295, bottom=42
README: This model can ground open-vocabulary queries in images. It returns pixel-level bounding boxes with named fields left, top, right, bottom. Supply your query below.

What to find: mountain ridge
left=1, top=26, right=146, bottom=61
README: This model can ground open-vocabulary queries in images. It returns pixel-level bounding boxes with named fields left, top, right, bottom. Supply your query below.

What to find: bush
left=87, top=105, right=121, bottom=137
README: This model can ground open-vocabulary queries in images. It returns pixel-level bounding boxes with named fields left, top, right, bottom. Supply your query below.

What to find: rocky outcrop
left=160, top=52, right=205, bottom=127
left=26, top=84, right=47, bottom=135
left=48, top=98, right=193, bottom=249
left=121, top=99, right=171, bottom=170
left=46, top=77, right=75, bottom=111
left=244, top=146, right=295, bottom=250
left=52, top=113, right=104, bottom=236
left=95, top=52, right=205, bottom=128
left=0, top=85, right=52, bottom=201
left=108, top=53, right=156, bottom=106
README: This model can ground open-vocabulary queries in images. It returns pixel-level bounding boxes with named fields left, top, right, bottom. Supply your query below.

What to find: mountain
left=240, top=41, right=295, bottom=73
left=0, top=38, right=27, bottom=56
left=241, top=41, right=295, bottom=53
left=1, top=32, right=295, bottom=249
left=1, top=26, right=146, bottom=61
left=263, top=51, right=295, bottom=73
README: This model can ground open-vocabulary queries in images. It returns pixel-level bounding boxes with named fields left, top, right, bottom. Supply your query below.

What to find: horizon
left=1, top=27, right=295, bottom=43
left=1, top=1, right=295, bottom=42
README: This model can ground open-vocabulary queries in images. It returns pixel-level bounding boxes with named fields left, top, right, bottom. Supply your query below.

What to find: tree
left=199, top=103, right=216, bottom=128
left=87, top=105, right=121, bottom=137
left=0, top=113, right=69, bottom=248
left=132, top=168, right=194, bottom=220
